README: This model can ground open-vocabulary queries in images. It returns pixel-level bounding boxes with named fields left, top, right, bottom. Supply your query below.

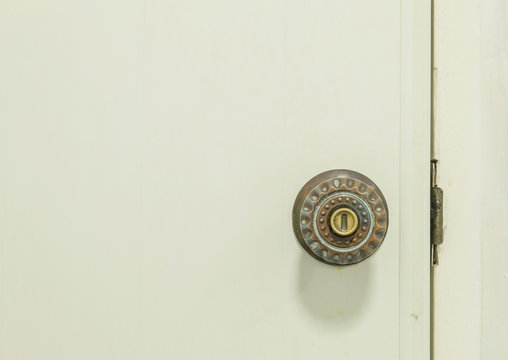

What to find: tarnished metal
left=431, top=187, right=443, bottom=246
left=431, top=159, right=444, bottom=266
left=292, top=169, right=389, bottom=266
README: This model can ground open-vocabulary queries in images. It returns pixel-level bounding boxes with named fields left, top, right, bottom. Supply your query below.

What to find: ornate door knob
left=292, top=169, right=389, bottom=266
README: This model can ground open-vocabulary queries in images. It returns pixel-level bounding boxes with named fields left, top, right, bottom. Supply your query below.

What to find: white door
left=0, top=1, right=430, bottom=359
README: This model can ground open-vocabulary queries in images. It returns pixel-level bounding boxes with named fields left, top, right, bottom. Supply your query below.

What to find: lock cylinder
left=330, top=208, right=359, bottom=236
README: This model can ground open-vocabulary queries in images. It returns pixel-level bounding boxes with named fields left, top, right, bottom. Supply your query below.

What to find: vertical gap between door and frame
left=430, top=0, right=436, bottom=358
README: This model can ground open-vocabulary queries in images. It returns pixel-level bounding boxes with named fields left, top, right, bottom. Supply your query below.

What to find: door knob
left=292, top=169, right=389, bottom=265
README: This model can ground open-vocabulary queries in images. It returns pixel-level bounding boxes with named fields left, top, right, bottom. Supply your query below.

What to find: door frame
left=432, top=0, right=508, bottom=359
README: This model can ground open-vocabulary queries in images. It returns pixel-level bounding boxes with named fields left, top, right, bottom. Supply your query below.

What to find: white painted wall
left=433, top=0, right=508, bottom=358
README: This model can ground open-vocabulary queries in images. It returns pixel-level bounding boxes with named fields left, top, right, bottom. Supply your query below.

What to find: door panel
left=0, top=1, right=430, bottom=359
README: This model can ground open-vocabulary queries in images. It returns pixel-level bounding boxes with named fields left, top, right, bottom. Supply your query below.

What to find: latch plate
left=431, top=186, right=443, bottom=245
left=431, top=160, right=444, bottom=265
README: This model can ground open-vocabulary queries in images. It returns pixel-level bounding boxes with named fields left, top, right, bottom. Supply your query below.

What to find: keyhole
left=341, top=214, right=348, bottom=231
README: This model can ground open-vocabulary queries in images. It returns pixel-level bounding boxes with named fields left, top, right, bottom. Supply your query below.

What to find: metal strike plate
left=292, top=169, right=389, bottom=266
left=431, top=186, right=443, bottom=246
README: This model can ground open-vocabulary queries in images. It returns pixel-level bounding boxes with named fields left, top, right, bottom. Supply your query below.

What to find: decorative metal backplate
left=292, top=169, right=389, bottom=266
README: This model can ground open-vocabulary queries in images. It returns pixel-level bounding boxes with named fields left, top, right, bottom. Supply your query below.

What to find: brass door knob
left=292, top=169, right=389, bottom=265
